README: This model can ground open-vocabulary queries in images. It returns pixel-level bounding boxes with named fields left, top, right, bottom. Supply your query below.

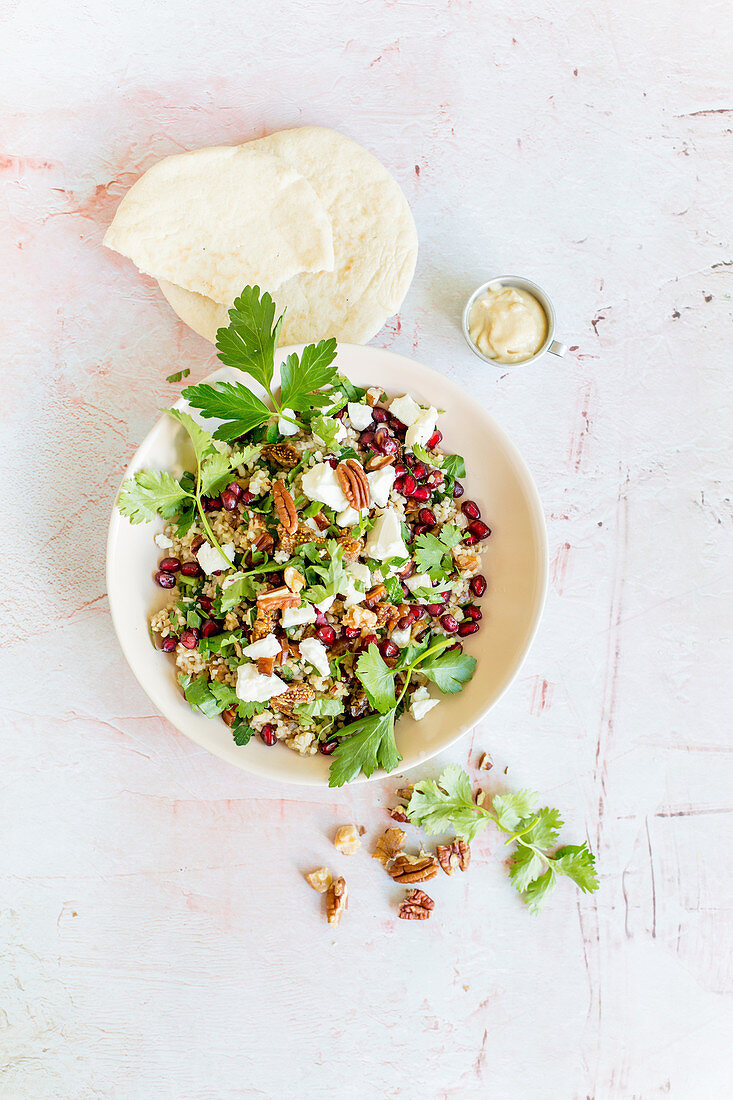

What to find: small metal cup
left=462, top=275, right=567, bottom=366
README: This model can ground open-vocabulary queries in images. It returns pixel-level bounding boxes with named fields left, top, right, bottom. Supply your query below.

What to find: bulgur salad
left=117, top=287, right=491, bottom=785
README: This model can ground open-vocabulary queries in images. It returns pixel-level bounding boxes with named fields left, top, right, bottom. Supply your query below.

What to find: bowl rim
left=461, top=274, right=557, bottom=366
left=106, top=342, right=549, bottom=786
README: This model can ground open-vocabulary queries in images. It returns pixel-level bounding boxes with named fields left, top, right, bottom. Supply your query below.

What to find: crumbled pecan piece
left=257, top=585, right=301, bottom=611
left=273, top=479, right=298, bottom=535
left=336, top=459, right=370, bottom=510
left=334, top=825, right=362, bottom=855
left=372, top=827, right=406, bottom=867
left=271, top=683, right=315, bottom=715
left=284, top=566, right=306, bottom=593
left=190, top=534, right=205, bottom=554
left=262, top=442, right=300, bottom=468
left=388, top=854, right=439, bottom=883
left=336, top=533, right=364, bottom=562
left=365, top=387, right=382, bottom=407
left=398, top=889, right=434, bottom=920
left=365, top=583, right=386, bottom=608
left=326, top=876, right=348, bottom=925
left=436, top=838, right=471, bottom=876
left=257, top=655, right=275, bottom=675
left=389, top=806, right=410, bottom=823
left=221, top=706, right=238, bottom=728
left=311, top=511, right=331, bottom=531
left=251, top=605, right=277, bottom=642
left=478, top=752, right=494, bottom=771
left=343, top=605, right=378, bottom=633
left=365, top=453, right=396, bottom=471
left=305, top=867, right=332, bottom=893
left=395, top=786, right=414, bottom=800
left=252, top=531, right=274, bottom=555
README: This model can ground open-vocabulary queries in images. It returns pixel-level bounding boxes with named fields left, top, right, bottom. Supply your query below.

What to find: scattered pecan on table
left=334, top=825, right=362, bottom=855
left=388, top=854, right=439, bottom=883
left=273, top=478, right=298, bottom=535
left=436, top=838, right=471, bottom=876
left=372, top=827, right=406, bottom=867
left=398, top=889, right=435, bottom=920
left=326, top=876, right=348, bottom=925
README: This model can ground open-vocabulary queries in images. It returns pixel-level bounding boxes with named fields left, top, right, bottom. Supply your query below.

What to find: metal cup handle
left=548, top=340, right=567, bottom=358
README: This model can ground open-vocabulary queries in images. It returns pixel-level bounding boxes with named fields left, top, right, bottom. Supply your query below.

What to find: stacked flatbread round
left=104, top=127, right=418, bottom=346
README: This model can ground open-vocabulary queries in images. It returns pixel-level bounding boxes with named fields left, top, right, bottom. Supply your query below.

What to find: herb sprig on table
left=406, top=764, right=599, bottom=913
left=328, top=642, right=477, bottom=787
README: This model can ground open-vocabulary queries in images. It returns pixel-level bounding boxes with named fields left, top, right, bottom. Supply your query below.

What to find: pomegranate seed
left=159, top=556, right=180, bottom=572
left=344, top=626, right=360, bottom=640
left=400, top=474, right=417, bottom=496
left=446, top=641, right=463, bottom=654
left=334, top=407, right=346, bottom=420
left=463, top=605, right=482, bottom=621
left=401, top=582, right=411, bottom=597
left=197, top=595, right=213, bottom=611
left=411, top=605, right=427, bottom=620
left=393, top=462, right=407, bottom=478
left=161, top=637, right=178, bottom=652
left=418, top=507, right=436, bottom=526
left=463, top=534, right=478, bottom=546
left=411, top=485, right=430, bottom=503
left=227, top=481, right=243, bottom=499
left=440, top=614, right=459, bottom=634
left=380, top=639, right=399, bottom=659
left=360, top=430, right=375, bottom=449
left=327, top=457, right=338, bottom=469
left=470, top=574, right=487, bottom=597
left=441, top=591, right=451, bottom=601
left=458, top=620, right=480, bottom=637
left=316, top=624, right=336, bottom=646
left=411, top=523, right=429, bottom=538
left=412, top=461, right=428, bottom=481
left=426, top=470, right=444, bottom=489
left=221, top=489, right=238, bottom=511
left=388, top=416, right=406, bottom=433
left=371, top=406, right=388, bottom=422
left=361, top=633, right=379, bottom=649
left=180, top=629, right=199, bottom=649
left=397, top=615, right=413, bottom=630
left=425, top=603, right=444, bottom=616
left=468, top=519, right=491, bottom=540
left=241, top=490, right=255, bottom=505
left=382, top=434, right=399, bottom=455
left=462, top=500, right=481, bottom=520
left=181, top=561, right=202, bottom=578
left=404, top=453, right=416, bottom=468
left=314, top=609, right=328, bottom=628
left=201, top=619, right=220, bottom=637
left=393, top=476, right=405, bottom=493
left=427, top=429, right=442, bottom=449
left=203, top=495, right=222, bottom=511
left=320, top=738, right=339, bottom=755
left=452, top=480, right=465, bottom=499
left=154, top=570, right=176, bottom=589
left=259, top=724, right=277, bottom=746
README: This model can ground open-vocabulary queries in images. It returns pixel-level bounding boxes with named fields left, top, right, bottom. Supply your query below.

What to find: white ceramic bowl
left=106, top=344, right=548, bottom=786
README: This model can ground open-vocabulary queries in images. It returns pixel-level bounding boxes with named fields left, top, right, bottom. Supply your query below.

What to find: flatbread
left=158, top=127, right=418, bottom=345
left=104, top=144, right=334, bottom=304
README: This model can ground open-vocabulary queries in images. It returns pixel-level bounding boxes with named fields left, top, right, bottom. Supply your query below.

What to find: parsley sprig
left=182, top=286, right=340, bottom=440
left=407, top=765, right=599, bottom=913
left=328, top=641, right=477, bottom=787
left=414, top=524, right=463, bottom=582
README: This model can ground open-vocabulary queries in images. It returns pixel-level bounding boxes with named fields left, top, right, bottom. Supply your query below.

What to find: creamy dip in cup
left=462, top=276, right=567, bottom=367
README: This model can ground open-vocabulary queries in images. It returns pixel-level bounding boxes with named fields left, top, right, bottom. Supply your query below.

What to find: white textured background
left=1, top=1, right=732, bottom=1097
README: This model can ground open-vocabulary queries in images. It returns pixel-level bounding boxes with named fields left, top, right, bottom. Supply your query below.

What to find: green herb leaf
left=442, top=454, right=466, bottom=480
left=279, top=339, right=339, bottom=411
left=179, top=673, right=229, bottom=718
left=508, top=845, right=548, bottom=892
left=408, top=764, right=489, bottom=842
left=166, top=368, right=191, bottom=383
left=418, top=650, right=477, bottom=694
left=414, top=524, right=463, bottom=581
left=219, top=571, right=268, bottom=612
left=523, top=869, right=556, bottom=914
left=182, top=380, right=272, bottom=441
left=167, top=408, right=214, bottom=465
left=553, top=844, right=599, bottom=893
left=215, top=285, right=282, bottom=392
left=520, top=807, right=563, bottom=850
left=303, top=541, right=346, bottom=605
left=311, top=414, right=341, bottom=451
left=295, top=697, right=345, bottom=721
left=328, top=710, right=400, bottom=788
left=355, top=644, right=397, bottom=713
left=199, top=450, right=234, bottom=496
left=118, top=470, right=190, bottom=524
left=491, top=790, right=539, bottom=833
left=413, top=443, right=442, bottom=468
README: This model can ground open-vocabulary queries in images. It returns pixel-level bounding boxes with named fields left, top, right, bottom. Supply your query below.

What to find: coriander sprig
left=406, top=765, right=599, bottom=913
left=183, top=285, right=340, bottom=439
left=328, top=640, right=477, bottom=787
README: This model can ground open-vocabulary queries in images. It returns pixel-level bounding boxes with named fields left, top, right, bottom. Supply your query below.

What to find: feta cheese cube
left=365, top=509, right=408, bottom=562
left=235, top=662, right=288, bottom=702
left=196, top=540, right=236, bottom=575
left=404, top=571, right=433, bottom=593
left=281, top=603, right=317, bottom=629
left=405, top=407, right=438, bottom=451
left=390, top=625, right=412, bottom=648
left=299, top=637, right=331, bottom=678
left=277, top=408, right=299, bottom=437
left=336, top=505, right=363, bottom=527
left=301, top=462, right=350, bottom=511
left=347, top=402, right=374, bottom=431
left=367, top=465, right=397, bottom=508
left=242, top=633, right=281, bottom=659
left=389, top=393, right=422, bottom=427
left=315, top=595, right=336, bottom=613
left=340, top=561, right=371, bottom=607
left=154, top=532, right=174, bottom=549
left=410, top=686, right=439, bottom=721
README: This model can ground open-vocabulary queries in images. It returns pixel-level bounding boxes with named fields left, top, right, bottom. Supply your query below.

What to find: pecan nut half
left=336, top=459, right=370, bottom=510
left=273, top=479, right=298, bottom=535
left=398, top=889, right=434, bottom=920
left=372, top=827, right=406, bottom=867
left=388, top=854, right=439, bottom=883
left=271, top=683, right=315, bottom=715
left=366, top=453, right=396, bottom=471
left=257, top=585, right=301, bottom=611
left=326, top=876, right=348, bottom=925
left=436, top=838, right=471, bottom=875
